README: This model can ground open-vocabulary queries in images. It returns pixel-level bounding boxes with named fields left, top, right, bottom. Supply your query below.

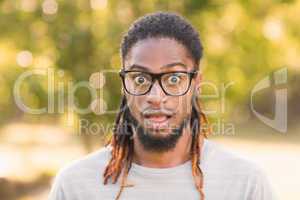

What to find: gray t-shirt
left=48, top=139, right=277, bottom=200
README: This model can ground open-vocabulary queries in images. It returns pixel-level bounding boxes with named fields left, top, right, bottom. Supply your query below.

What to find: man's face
left=123, top=37, right=200, bottom=148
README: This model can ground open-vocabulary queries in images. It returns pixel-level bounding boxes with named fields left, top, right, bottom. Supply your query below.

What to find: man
left=48, top=12, right=276, bottom=200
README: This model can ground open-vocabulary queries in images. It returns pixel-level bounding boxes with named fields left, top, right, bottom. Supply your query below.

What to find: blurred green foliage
left=0, top=0, right=299, bottom=149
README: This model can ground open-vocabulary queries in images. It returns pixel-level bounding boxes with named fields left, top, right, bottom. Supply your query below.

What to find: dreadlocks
left=103, top=11, right=210, bottom=200
left=103, top=96, right=210, bottom=200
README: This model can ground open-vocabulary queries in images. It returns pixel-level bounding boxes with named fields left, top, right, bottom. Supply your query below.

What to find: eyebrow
left=127, top=64, right=150, bottom=71
left=126, top=62, right=187, bottom=71
left=162, top=62, right=187, bottom=69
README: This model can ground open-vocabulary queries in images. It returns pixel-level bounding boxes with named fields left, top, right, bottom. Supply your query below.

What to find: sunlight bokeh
left=0, top=0, right=299, bottom=199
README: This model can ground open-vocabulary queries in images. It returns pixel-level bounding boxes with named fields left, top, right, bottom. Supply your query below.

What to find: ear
left=194, top=71, right=202, bottom=91
left=121, top=85, right=126, bottom=95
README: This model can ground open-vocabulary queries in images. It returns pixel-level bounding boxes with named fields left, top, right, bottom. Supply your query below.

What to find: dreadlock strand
left=115, top=139, right=134, bottom=200
left=103, top=96, right=136, bottom=200
left=103, top=96, right=129, bottom=184
left=190, top=99, right=208, bottom=200
left=111, top=136, right=130, bottom=183
left=105, top=96, right=127, bottom=147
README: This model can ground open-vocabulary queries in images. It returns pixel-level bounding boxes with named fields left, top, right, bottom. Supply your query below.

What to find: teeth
left=148, top=115, right=167, bottom=122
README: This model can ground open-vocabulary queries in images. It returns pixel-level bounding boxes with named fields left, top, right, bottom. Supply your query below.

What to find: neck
left=132, top=126, right=193, bottom=168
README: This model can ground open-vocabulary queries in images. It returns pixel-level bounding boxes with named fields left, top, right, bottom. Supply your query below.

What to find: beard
left=125, top=108, right=189, bottom=153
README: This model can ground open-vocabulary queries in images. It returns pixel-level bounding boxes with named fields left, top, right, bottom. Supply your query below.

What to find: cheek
left=169, top=94, right=193, bottom=122
left=125, top=95, right=145, bottom=118
left=174, top=95, right=192, bottom=113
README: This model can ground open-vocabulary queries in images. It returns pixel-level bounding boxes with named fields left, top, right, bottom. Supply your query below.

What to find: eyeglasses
left=119, top=69, right=198, bottom=96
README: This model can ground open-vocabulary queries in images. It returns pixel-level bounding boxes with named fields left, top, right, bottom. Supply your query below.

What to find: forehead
left=124, top=37, right=194, bottom=72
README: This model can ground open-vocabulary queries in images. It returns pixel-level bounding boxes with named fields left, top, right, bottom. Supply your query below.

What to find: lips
left=144, top=114, right=171, bottom=122
left=143, top=112, right=173, bottom=130
left=146, top=115, right=168, bottom=122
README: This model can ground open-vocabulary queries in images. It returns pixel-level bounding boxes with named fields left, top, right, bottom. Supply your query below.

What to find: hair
left=120, top=11, right=203, bottom=67
left=103, top=11, right=210, bottom=200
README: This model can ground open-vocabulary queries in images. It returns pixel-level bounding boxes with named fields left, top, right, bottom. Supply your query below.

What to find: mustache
left=142, top=108, right=174, bottom=116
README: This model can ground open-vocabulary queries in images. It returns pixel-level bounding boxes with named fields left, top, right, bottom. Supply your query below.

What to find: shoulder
left=202, top=139, right=266, bottom=177
left=53, top=146, right=112, bottom=184
left=202, top=139, right=277, bottom=199
left=48, top=146, right=112, bottom=199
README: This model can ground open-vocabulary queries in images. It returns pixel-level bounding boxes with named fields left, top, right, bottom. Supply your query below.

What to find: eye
left=167, top=74, right=181, bottom=85
left=134, top=75, right=147, bottom=85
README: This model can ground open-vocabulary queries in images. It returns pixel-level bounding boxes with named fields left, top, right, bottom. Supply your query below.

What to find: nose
left=146, top=80, right=166, bottom=106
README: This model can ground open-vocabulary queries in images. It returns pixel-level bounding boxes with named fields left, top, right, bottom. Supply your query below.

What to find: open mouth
left=144, top=114, right=172, bottom=122
left=143, top=112, right=173, bottom=130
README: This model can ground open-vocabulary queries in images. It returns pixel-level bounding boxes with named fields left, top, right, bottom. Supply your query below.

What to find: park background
left=0, top=0, right=299, bottom=199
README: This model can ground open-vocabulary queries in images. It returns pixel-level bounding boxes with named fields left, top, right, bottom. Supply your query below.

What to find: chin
left=135, top=121, right=185, bottom=153
left=146, top=128, right=174, bottom=138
